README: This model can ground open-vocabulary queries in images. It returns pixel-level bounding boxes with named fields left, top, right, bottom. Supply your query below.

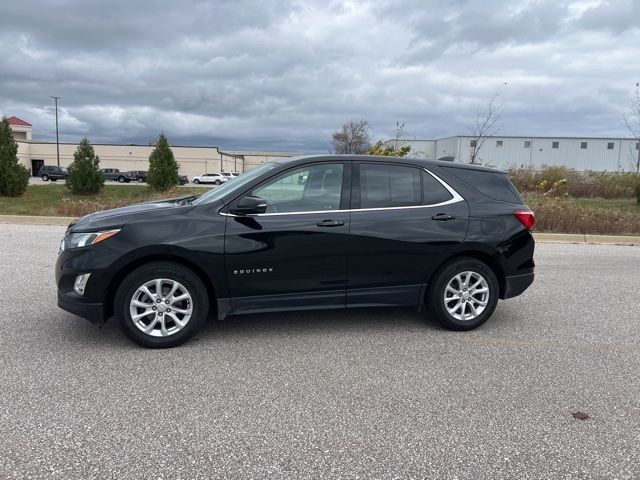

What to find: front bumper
left=502, top=272, right=534, bottom=299
left=57, top=290, right=106, bottom=326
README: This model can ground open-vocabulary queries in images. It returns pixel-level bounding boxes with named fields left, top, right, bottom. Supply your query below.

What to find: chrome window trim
left=219, top=167, right=464, bottom=217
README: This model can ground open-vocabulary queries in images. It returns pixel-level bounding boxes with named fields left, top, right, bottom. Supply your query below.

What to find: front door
left=224, top=162, right=350, bottom=314
left=347, top=162, right=469, bottom=307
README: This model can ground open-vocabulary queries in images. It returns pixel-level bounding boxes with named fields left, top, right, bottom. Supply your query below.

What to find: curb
left=0, top=215, right=74, bottom=226
left=533, top=233, right=639, bottom=246
left=1, top=215, right=639, bottom=246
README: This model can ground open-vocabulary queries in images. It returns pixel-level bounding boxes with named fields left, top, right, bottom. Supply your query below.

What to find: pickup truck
left=100, top=168, right=129, bottom=183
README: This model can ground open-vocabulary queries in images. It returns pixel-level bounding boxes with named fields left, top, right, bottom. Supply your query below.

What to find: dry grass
left=510, top=167, right=640, bottom=199
left=55, top=187, right=189, bottom=217
left=525, top=196, right=640, bottom=235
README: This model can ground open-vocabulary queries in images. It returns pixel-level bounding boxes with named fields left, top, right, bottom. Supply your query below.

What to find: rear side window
left=444, top=167, right=522, bottom=203
left=422, top=171, right=453, bottom=205
left=359, top=164, right=421, bottom=208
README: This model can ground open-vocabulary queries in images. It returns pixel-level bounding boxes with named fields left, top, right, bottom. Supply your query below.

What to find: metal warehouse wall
left=401, top=136, right=639, bottom=172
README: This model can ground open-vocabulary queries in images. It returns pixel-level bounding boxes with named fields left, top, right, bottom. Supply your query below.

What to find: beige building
left=7, top=117, right=301, bottom=178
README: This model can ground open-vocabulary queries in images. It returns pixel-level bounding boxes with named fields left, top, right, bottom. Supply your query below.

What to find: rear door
left=224, top=161, right=351, bottom=313
left=346, top=162, right=469, bottom=307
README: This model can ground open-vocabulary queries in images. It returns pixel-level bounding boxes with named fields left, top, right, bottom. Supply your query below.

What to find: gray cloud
left=1, top=0, right=639, bottom=152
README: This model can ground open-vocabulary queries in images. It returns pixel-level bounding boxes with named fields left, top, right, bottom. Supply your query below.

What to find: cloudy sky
left=1, top=0, right=639, bottom=152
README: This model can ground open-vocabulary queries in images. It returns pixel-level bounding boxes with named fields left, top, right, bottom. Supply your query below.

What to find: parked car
left=221, top=172, right=240, bottom=180
left=179, top=175, right=189, bottom=185
left=56, top=155, right=535, bottom=348
left=38, top=165, right=68, bottom=182
left=100, top=168, right=129, bottom=183
left=128, top=170, right=148, bottom=183
left=192, top=173, right=229, bottom=185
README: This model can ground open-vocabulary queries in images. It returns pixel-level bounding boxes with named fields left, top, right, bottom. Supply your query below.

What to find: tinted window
left=422, top=171, right=453, bottom=205
left=444, top=167, right=522, bottom=204
left=359, top=164, right=421, bottom=209
left=252, top=163, right=343, bottom=213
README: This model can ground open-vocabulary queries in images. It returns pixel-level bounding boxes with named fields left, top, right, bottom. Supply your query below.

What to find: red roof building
left=7, top=116, right=32, bottom=127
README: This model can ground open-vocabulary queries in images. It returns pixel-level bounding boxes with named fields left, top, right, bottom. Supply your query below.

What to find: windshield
left=192, top=162, right=279, bottom=205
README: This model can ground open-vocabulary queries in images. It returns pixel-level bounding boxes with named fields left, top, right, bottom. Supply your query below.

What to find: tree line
left=0, top=117, right=181, bottom=197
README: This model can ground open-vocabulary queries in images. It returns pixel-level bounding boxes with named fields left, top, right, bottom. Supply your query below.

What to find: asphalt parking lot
left=0, top=224, right=638, bottom=479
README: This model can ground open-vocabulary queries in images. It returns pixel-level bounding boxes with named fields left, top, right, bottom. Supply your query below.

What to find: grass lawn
left=0, top=185, right=638, bottom=235
left=0, top=184, right=210, bottom=217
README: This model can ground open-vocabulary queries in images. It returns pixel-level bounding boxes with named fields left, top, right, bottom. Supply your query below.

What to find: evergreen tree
left=147, top=133, right=179, bottom=191
left=66, top=138, right=104, bottom=194
left=0, top=117, right=29, bottom=197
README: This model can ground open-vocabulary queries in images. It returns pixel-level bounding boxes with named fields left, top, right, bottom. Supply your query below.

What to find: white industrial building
left=393, top=135, right=640, bottom=172
left=6, top=117, right=300, bottom=178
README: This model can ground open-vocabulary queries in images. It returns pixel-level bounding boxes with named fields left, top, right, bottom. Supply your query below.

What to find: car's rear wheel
left=115, top=262, right=209, bottom=348
left=137, top=177, right=145, bottom=183
left=41, top=174, right=49, bottom=181
left=426, top=257, right=499, bottom=331
left=193, top=179, right=200, bottom=184
left=214, top=179, right=221, bottom=185
left=118, top=176, right=126, bottom=183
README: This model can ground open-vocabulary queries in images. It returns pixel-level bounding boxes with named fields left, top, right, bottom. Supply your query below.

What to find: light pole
left=50, top=96, right=61, bottom=166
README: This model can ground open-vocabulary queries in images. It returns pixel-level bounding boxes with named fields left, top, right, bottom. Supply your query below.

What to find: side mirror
left=230, top=196, right=268, bottom=215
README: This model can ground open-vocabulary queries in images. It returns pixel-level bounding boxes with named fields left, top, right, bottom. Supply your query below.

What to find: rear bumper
left=57, top=290, right=106, bottom=327
left=502, top=272, right=534, bottom=299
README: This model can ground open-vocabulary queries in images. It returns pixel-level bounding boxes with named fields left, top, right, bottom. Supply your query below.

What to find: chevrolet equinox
left=56, top=155, right=535, bottom=348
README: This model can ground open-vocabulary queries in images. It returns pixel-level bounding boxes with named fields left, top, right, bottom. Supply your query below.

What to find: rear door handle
left=431, top=213, right=456, bottom=221
left=317, top=219, right=345, bottom=227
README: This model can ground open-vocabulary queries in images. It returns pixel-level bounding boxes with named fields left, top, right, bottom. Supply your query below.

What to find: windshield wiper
left=177, top=195, right=199, bottom=206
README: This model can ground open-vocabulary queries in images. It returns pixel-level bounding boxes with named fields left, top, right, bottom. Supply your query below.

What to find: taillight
left=514, top=210, right=535, bottom=230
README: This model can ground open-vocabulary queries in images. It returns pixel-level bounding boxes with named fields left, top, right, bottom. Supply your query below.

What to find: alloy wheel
left=129, top=278, right=193, bottom=337
left=443, top=271, right=490, bottom=321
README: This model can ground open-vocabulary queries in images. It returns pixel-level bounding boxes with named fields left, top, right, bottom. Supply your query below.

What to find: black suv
left=56, top=155, right=535, bottom=348
left=38, top=165, right=68, bottom=181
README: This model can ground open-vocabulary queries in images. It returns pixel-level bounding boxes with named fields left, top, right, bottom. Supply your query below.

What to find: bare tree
left=331, top=119, right=371, bottom=154
left=368, top=121, right=411, bottom=157
left=468, top=92, right=503, bottom=164
left=622, top=83, right=640, bottom=173
left=391, top=121, right=406, bottom=152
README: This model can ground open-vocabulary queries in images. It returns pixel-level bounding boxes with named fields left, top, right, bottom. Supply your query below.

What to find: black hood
left=69, top=197, right=196, bottom=232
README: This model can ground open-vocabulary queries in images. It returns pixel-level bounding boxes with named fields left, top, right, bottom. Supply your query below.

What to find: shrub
left=0, top=117, right=30, bottom=197
left=66, top=138, right=104, bottom=194
left=147, top=133, right=179, bottom=191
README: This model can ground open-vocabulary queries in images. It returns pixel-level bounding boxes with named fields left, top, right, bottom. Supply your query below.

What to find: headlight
left=61, top=229, right=121, bottom=251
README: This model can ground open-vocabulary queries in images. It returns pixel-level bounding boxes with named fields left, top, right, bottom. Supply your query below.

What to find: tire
left=118, top=176, right=126, bottom=183
left=51, top=178, right=57, bottom=182
left=114, top=262, right=209, bottom=348
left=41, top=174, right=49, bottom=181
left=426, top=257, right=499, bottom=331
left=193, top=179, right=200, bottom=184
left=137, top=177, right=145, bottom=183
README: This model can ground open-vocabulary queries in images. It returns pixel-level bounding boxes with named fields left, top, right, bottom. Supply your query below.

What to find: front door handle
left=317, top=219, right=345, bottom=227
left=431, top=213, right=456, bottom=221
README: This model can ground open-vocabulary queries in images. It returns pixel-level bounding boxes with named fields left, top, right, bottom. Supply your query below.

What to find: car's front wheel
left=193, top=179, right=200, bottom=184
left=115, top=262, right=209, bottom=348
left=137, top=177, right=145, bottom=183
left=214, top=179, right=221, bottom=185
left=118, top=176, right=126, bottom=183
left=426, top=257, right=499, bottom=331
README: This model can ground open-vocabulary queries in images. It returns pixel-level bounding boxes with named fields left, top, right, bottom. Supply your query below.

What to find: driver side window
left=252, top=164, right=344, bottom=213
